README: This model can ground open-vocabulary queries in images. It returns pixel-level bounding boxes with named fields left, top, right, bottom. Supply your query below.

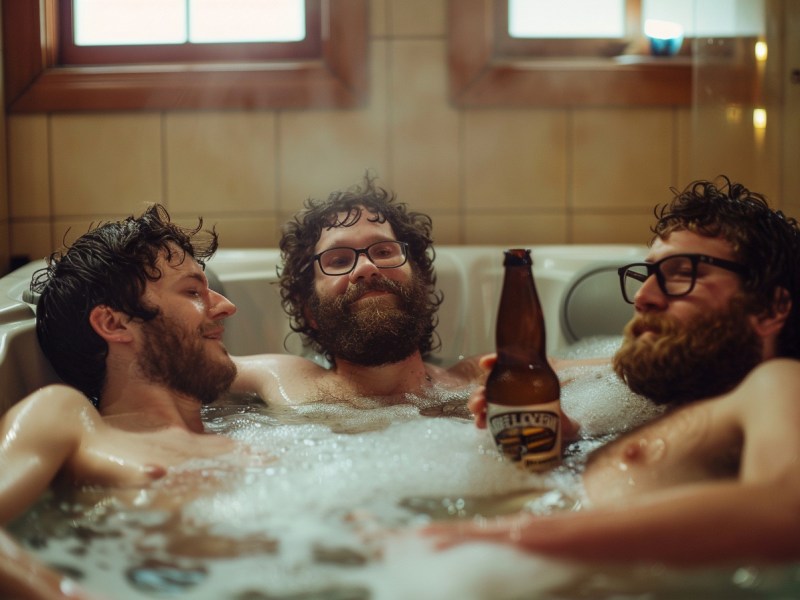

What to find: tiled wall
left=3, top=0, right=787, bottom=269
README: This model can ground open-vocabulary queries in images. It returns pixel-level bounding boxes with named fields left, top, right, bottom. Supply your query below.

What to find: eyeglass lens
left=318, top=241, right=406, bottom=275
left=622, top=255, right=697, bottom=302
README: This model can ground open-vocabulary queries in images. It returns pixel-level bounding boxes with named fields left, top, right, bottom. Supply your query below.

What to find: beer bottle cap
left=503, top=248, right=532, bottom=266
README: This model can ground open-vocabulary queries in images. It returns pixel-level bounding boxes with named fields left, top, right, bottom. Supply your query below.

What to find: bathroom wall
left=2, top=0, right=789, bottom=271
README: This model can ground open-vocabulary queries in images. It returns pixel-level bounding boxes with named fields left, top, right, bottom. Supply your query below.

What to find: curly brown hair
left=651, top=176, right=800, bottom=357
left=279, top=176, right=443, bottom=362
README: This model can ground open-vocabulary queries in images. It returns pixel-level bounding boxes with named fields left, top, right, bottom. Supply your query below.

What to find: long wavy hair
left=31, top=204, right=219, bottom=402
left=279, top=176, right=443, bottom=362
left=651, top=176, right=800, bottom=358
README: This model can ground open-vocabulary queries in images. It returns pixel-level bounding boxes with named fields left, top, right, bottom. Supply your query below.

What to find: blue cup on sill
left=644, top=19, right=684, bottom=57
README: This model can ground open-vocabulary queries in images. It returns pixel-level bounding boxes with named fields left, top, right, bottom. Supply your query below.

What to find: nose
left=633, top=274, right=668, bottom=313
left=209, top=290, right=237, bottom=319
left=348, top=252, right=380, bottom=282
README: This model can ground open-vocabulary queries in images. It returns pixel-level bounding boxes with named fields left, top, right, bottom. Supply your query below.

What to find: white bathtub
left=6, top=245, right=800, bottom=600
left=0, top=244, right=645, bottom=413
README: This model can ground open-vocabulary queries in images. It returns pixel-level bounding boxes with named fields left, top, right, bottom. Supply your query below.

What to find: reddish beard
left=612, top=297, right=762, bottom=406
left=309, top=275, right=433, bottom=366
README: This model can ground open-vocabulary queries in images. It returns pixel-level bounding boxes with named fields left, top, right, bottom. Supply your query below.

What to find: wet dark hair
left=31, top=204, right=218, bottom=402
left=279, top=175, right=442, bottom=362
left=652, top=176, right=800, bottom=358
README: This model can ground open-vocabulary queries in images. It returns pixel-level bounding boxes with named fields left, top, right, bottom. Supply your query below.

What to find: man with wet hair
left=1, top=204, right=244, bottom=596
left=233, top=176, right=485, bottom=409
left=425, top=177, right=800, bottom=565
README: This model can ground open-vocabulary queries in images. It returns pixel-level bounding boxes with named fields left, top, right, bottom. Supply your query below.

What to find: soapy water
left=10, top=339, right=800, bottom=599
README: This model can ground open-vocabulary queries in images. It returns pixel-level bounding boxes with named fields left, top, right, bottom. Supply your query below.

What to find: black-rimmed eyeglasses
left=310, top=240, right=409, bottom=276
left=617, top=253, right=747, bottom=304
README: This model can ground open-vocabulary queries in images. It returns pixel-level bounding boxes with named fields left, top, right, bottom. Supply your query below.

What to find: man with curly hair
left=427, top=176, right=800, bottom=565
left=1, top=204, right=245, bottom=597
left=233, top=176, right=485, bottom=409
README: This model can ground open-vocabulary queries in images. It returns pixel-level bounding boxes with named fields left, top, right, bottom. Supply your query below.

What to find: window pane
left=190, top=0, right=306, bottom=43
left=74, top=0, right=307, bottom=46
left=74, top=0, right=187, bottom=45
left=642, top=0, right=765, bottom=37
left=508, top=0, right=626, bottom=38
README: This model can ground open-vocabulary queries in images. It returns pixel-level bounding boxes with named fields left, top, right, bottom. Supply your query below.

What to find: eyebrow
left=175, top=272, right=208, bottom=287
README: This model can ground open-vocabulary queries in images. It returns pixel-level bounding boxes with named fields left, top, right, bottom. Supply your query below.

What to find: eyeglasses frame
left=617, top=253, right=748, bottom=305
left=309, top=240, right=409, bottom=276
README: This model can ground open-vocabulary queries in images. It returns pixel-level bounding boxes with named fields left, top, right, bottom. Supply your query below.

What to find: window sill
left=3, top=0, right=368, bottom=112
left=450, top=55, right=693, bottom=107
left=449, top=0, right=706, bottom=108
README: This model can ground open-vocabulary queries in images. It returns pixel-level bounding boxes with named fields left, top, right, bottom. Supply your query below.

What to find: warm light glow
left=753, top=108, right=767, bottom=130
left=725, top=104, right=742, bottom=125
left=755, top=41, right=768, bottom=61
left=643, top=19, right=684, bottom=40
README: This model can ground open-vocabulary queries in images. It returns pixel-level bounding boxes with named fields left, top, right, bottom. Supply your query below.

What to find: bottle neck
left=496, top=264, right=547, bottom=362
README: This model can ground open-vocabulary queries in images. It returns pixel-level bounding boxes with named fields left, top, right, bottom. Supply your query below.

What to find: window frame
left=449, top=0, right=693, bottom=107
left=2, top=0, right=368, bottom=112
left=59, top=0, right=322, bottom=65
left=497, top=0, right=642, bottom=58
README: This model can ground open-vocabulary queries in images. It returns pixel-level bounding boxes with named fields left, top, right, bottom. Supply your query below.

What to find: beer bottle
left=486, top=249, right=562, bottom=471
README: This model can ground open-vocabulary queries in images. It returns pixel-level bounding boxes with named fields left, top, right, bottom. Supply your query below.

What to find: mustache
left=624, top=313, right=679, bottom=339
left=341, top=278, right=405, bottom=305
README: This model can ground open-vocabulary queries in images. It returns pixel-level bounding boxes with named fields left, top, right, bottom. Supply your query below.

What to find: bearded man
left=424, top=177, right=800, bottom=566
left=612, top=177, right=799, bottom=405
left=2, top=205, right=245, bottom=596
left=232, top=176, right=485, bottom=408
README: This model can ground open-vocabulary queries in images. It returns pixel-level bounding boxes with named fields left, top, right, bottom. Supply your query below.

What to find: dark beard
left=309, top=275, right=432, bottom=366
left=138, top=314, right=237, bottom=405
left=612, top=297, right=762, bottom=406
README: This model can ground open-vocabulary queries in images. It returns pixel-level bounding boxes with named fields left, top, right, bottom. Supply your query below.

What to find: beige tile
left=51, top=114, right=162, bottom=216
left=370, top=0, right=388, bottom=37
left=165, top=112, right=277, bottom=215
left=280, top=41, right=389, bottom=210
left=571, top=211, right=655, bottom=244
left=464, top=213, right=567, bottom=245
left=677, top=107, right=780, bottom=202
left=189, top=215, right=279, bottom=249
left=427, top=213, right=462, bottom=245
left=389, top=0, right=446, bottom=37
left=390, top=40, right=459, bottom=211
left=8, top=115, right=50, bottom=218
left=464, top=110, right=567, bottom=211
left=11, top=221, right=53, bottom=262
left=572, top=109, right=674, bottom=210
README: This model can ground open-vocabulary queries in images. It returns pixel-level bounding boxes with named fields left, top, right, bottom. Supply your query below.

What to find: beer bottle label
left=486, top=400, right=562, bottom=471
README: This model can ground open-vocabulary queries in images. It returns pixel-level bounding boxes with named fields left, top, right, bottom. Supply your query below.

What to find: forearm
left=428, top=480, right=800, bottom=566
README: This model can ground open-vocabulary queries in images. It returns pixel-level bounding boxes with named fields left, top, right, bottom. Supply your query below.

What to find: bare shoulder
left=233, top=353, right=329, bottom=404
left=1, top=385, right=98, bottom=459
left=729, top=359, right=800, bottom=411
left=3, top=385, right=96, bottom=430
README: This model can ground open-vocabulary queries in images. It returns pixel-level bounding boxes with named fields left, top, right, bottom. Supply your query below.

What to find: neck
left=98, top=377, right=206, bottom=433
left=332, top=351, right=432, bottom=397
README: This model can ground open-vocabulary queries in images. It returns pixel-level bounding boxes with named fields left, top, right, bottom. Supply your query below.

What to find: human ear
left=88, top=305, right=134, bottom=344
left=751, top=287, right=791, bottom=338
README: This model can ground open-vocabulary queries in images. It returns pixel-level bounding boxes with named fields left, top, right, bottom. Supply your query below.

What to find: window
left=448, top=0, right=762, bottom=107
left=61, top=0, right=318, bottom=65
left=2, top=0, right=367, bottom=112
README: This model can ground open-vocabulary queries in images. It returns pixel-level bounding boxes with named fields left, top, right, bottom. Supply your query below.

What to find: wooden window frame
left=59, top=0, right=323, bottom=65
left=449, top=0, right=694, bottom=107
left=2, top=0, right=368, bottom=112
